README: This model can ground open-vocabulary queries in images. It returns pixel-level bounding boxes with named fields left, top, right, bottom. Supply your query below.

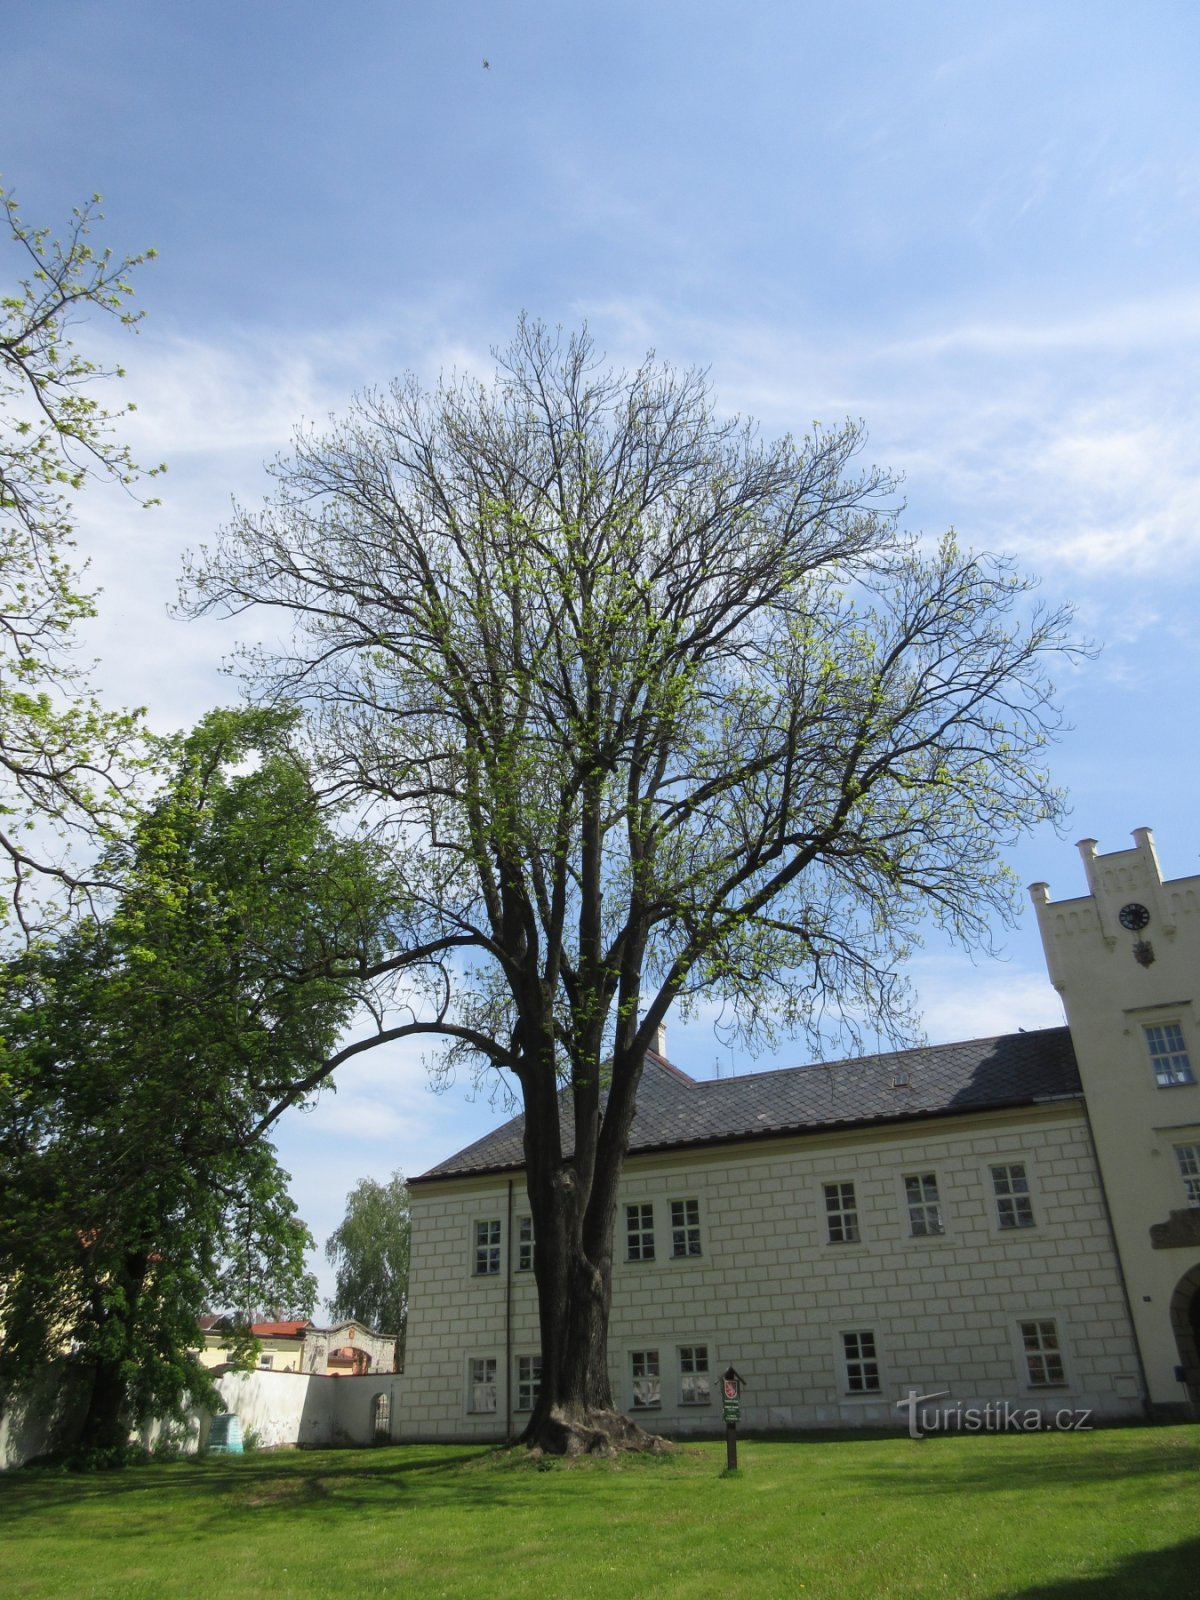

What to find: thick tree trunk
left=70, top=1250, right=148, bottom=1467
left=517, top=1052, right=666, bottom=1455
left=74, top=1357, right=131, bottom=1465
left=520, top=1227, right=664, bottom=1455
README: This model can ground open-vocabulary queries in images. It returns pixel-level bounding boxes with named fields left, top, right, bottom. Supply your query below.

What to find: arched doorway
left=329, top=1344, right=372, bottom=1376
left=1168, top=1263, right=1200, bottom=1417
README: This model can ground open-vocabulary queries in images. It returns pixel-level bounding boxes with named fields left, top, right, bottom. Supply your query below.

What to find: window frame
left=1174, top=1142, right=1200, bottom=1207
left=823, top=1180, right=861, bottom=1244
left=670, top=1197, right=702, bottom=1258
left=630, top=1348, right=661, bottom=1410
left=473, top=1217, right=502, bottom=1276
left=840, top=1328, right=881, bottom=1395
left=1144, top=1022, right=1196, bottom=1088
left=903, top=1171, right=944, bottom=1237
left=1017, top=1318, right=1068, bottom=1389
left=626, top=1202, right=656, bottom=1263
left=467, top=1355, right=498, bottom=1413
left=990, top=1162, right=1036, bottom=1230
left=514, top=1352, right=541, bottom=1413
left=678, top=1344, right=711, bottom=1406
left=517, top=1215, right=534, bottom=1272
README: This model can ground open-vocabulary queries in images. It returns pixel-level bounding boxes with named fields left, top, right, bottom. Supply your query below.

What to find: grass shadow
left=1004, top=1533, right=1200, bottom=1599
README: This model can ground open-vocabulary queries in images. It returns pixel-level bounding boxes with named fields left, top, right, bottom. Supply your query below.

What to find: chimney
left=652, top=1022, right=667, bottom=1058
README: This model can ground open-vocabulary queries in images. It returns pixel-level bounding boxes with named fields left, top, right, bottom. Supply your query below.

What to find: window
left=372, top=1391, right=390, bottom=1442
left=991, top=1163, right=1035, bottom=1229
left=474, top=1218, right=501, bottom=1276
left=257, top=1354, right=274, bottom=1369
left=1145, top=1023, right=1195, bottom=1087
left=1175, top=1144, right=1200, bottom=1207
left=517, top=1216, right=534, bottom=1271
left=515, top=1354, right=541, bottom=1412
left=670, top=1198, right=702, bottom=1257
left=1019, top=1320, right=1066, bottom=1387
left=631, top=1349, right=661, bottom=1409
left=904, top=1172, right=943, bottom=1236
left=468, top=1357, right=497, bottom=1412
left=841, top=1330, right=880, bottom=1394
left=679, top=1345, right=711, bottom=1405
left=824, top=1181, right=860, bottom=1244
left=626, top=1203, right=655, bottom=1262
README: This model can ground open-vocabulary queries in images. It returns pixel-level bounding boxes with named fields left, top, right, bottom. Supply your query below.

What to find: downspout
left=505, top=1177, right=514, bottom=1442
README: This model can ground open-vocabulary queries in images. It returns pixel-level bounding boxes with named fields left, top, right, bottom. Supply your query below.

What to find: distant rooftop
left=412, top=1027, right=1080, bottom=1183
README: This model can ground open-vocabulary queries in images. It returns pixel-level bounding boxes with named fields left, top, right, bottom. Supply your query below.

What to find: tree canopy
left=325, top=1172, right=411, bottom=1357
left=0, top=187, right=160, bottom=936
left=185, top=318, right=1076, bottom=1451
left=0, top=707, right=401, bottom=1465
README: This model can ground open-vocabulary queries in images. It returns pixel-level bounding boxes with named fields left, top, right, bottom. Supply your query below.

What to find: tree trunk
left=70, top=1250, right=148, bottom=1468
left=520, top=1222, right=665, bottom=1455
left=517, top=1057, right=666, bottom=1456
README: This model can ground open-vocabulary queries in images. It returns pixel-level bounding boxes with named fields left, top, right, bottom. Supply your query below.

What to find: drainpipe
left=505, top=1178, right=514, bottom=1442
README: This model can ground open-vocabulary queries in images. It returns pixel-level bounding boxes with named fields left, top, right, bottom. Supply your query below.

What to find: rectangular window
left=514, top=1353, right=541, bottom=1412
left=474, top=1218, right=501, bottom=1275
left=258, top=1354, right=274, bottom=1369
left=1175, top=1144, right=1200, bottom=1207
left=1019, top=1320, right=1066, bottom=1387
left=670, top=1198, right=702, bottom=1257
left=517, top=1216, right=534, bottom=1271
left=992, top=1163, right=1035, bottom=1229
left=824, top=1181, right=860, bottom=1244
left=842, top=1330, right=880, bottom=1394
left=626, top=1203, right=655, bottom=1262
left=904, top=1172, right=944, bottom=1236
left=631, top=1349, right=661, bottom=1409
left=1145, top=1023, right=1195, bottom=1087
left=679, top=1345, right=710, bottom=1405
left=468, top=1357, right=497, bottom=1412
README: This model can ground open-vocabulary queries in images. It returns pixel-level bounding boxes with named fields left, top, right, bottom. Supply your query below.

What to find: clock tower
left=1030, top=828, right=1200, bottom=1417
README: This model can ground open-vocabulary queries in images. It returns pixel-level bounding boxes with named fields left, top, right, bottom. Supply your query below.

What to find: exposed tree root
left=524, top=1405, right=670, bottom=1458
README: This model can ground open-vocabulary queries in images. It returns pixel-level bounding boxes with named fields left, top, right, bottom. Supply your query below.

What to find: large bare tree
left=185, top=319, right=1073, bottom=1452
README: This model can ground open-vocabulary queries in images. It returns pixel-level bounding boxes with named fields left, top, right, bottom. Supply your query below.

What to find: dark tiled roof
left=412, top=1027, right=1080, bottom=1182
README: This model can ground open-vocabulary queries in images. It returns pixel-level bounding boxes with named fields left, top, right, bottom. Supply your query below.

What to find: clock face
left=1118, top=902, right=1150, bottom=932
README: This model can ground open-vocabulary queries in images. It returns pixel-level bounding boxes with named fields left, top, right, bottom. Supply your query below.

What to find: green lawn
left=1, top=1427, right=1197, bottom=1599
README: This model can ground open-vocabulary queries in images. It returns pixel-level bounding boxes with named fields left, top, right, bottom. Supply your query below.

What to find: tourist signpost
left=722, top=1366, right=744, bottom=1470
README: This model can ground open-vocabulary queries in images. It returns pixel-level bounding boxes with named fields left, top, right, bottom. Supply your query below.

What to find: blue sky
left=5, top=1, right=1199, bottom=1307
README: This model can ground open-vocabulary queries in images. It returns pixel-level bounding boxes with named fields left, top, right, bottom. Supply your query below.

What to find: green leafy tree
left=0, top=186, right=160, bottom=935
left=326, top=1173, right=411, bottom=1360
left=185, top=319, right=1077, bottom=1453
left=0, top=707, right=401, bottom=1465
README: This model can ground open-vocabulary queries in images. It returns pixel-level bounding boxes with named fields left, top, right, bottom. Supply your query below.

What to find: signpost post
left=722, top=1366, right=744, bottom=1471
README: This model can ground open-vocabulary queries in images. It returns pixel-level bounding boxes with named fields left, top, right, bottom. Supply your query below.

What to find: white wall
left=1, top=1369, right=406, bottom=1469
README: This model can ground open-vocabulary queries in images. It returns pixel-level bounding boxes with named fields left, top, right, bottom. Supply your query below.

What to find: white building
left=400, top=830, right=1200, bottom=1440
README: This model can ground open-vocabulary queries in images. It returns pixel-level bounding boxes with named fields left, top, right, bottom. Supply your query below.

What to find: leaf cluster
left=0, top=185, right=162, bottom=936
left=0, top=707, right=403, bottom=1448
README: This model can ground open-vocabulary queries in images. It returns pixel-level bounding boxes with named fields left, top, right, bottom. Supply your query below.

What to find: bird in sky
left=482, top=58, right=491, bottom=70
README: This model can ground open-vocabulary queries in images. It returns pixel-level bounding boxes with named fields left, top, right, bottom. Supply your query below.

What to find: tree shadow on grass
left=742, top=1427, right=1199, bottom=1499
left=0, top=1445, right=504, bottom=1530
left=1004, top=1534, right=1200, bottom=1599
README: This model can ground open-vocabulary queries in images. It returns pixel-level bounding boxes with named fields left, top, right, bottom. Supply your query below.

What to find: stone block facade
left=402, top=1100, right=1144, bottom=1439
